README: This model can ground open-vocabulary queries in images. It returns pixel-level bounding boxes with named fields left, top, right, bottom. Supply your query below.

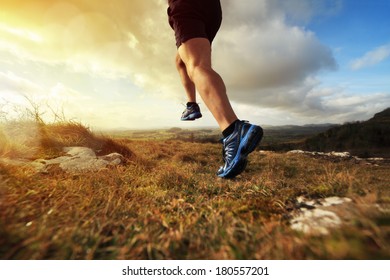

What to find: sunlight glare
left=0, top=23, right=43, bottom=43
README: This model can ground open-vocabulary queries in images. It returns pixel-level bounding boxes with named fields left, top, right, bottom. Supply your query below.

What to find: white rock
left=297, top=196, right=316, bottom=206
left=287, top=150, right=305, bottom=154
left=100, top=153, right=124, bottom=165
left=32, top=146, right=123, bottom=173
left=329, top=151, right=351, bottom=157
left=291, top=208, right=342, bottom=235
left=321, top=196, right=352, bottom=207
left=63, top=147, right=97, bottom=157
left=287, top=150, right=353, bottom=159
left=291, top=196, right=353, bottom=235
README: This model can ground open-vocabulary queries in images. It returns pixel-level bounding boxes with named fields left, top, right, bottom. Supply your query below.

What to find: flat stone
left=288, top=150, right=351, bottom=158
left=291, top=196, right=353, bottom=235
left=32, top=146, right=124, bottom=173
left=321, top=196, right=352, bottom=207
left=291, top=208, right=342, bottom=235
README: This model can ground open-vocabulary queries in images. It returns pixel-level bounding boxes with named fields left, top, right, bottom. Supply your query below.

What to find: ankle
left=186, top=102, right=197, bottom=107
left=222, top=119, right=240, bottom=138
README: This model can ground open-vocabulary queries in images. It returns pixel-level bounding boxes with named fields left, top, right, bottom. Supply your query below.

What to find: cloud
left=0, top=70, right=90, bottom=121
left=0, top=0, right=176, bottom=88
left=2, top=0, right=386, bottom=128
left=0, top=0, right=337, bottom=96
left=215, top=22, right=336, bottom=92
left=275, top=0, right=343, bottom=23
left=220, top=0, right=343, bottom=27
left=350, top=44, right=390, bottom=70
left=0, top=71, right=42, bottom=97
left=212, top=0, right=337, bottom=111
left=234, top=89, right=390, bottom=125
left=319, top=92, right=390, bottom=123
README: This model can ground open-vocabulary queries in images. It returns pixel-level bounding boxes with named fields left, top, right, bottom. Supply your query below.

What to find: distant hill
left=104, top=109, right=390, bottom=157
left=372, top=107, right=390, bottom=121
left=301, top=108, right=390, bottom=157
left=259, top=124, right=338, bottom=151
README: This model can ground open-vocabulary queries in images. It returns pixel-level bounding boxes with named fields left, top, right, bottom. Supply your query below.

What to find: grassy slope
left=1, top=128, right=389, bottom=259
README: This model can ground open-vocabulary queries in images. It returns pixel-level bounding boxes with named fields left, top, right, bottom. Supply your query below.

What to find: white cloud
left=0, top=71, right=89, bottom=122
left=0, top=23, right=43, bottom=43
left=0, top=0, right=175, bottom=84
left=0, top=71, right=42, bottom=95
left=234, top=90, right=390, bottom=126
left=350, top=44, right=390, bottom=70
left=0, top=72, right=47, bottom=120
left=220, top=0, right=343, bottom=29
left=212, top=1, right=337, bottom=112
left=215, top=22, right=336, bottom=92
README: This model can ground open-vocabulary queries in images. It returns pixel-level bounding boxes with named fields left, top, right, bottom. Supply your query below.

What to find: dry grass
left=0, top=121, right=134, bottom=160
left=0, top=124, right=389, bottom=260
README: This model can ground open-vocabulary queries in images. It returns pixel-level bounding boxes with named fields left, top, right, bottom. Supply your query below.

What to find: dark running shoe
left=217, top=120, right=263, bottom=178
left=181, top=103, right=202, bottom=121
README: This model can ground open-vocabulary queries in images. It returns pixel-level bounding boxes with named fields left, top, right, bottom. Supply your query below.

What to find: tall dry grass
left=0, top=121, right=134, bottom=160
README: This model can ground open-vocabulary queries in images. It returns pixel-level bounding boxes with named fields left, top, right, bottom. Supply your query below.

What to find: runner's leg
left=178, top=38, right=238, bottom=131
left=175, top=52, right=196, bottom=103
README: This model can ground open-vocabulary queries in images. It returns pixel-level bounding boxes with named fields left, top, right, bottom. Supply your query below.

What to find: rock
left=287, top=150, right=389, bottom=166
left=320, top=196, right=352, bottom=207
left=329, top=151, right=351, bottom=158
left=100, top=153, right=123, bottom=165
left=291, top=208, right=342, bottom=235
left=297, top=196, right=352, bottom=207
left=63, top=147, right=96, bottom=157
left=287, top=150, right=305, bottom=154
left=32, top=146, right=124, bottom=173
left=288, top=150, right=351, bottom=158
left=291, top=196, right=353, bottom=235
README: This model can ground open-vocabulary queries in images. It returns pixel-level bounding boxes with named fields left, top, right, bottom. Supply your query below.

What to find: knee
left=186, top=63, right=211, bottom=81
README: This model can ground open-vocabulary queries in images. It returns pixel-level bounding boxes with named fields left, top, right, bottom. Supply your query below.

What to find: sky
left=0, top=0, right=389, bottom=130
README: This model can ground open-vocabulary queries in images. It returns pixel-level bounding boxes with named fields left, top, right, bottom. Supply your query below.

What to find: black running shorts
left=167, top=0, right=222, bottom=48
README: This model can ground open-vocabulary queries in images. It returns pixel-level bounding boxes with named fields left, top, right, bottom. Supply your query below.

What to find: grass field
left=0, top=122, right=389, bottom=259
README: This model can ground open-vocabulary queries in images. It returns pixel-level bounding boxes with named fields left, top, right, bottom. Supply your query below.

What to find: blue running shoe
left=181, top=103, right=202, bottom=121
left=217, top=120, right=263, bottom=178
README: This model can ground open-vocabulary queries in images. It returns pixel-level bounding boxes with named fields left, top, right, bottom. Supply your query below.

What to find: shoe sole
left=218, top=125, right=263, bottom=178
left=181, top=112, right=202, bottom=121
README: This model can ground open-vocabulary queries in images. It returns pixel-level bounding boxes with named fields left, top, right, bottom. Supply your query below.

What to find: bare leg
left=178, top=38, right=238, bottom=131
left=175, top=53, right=196, bottom=103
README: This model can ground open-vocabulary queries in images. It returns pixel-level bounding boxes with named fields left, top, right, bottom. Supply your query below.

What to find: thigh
left=178, top=38, right=212, bottom=69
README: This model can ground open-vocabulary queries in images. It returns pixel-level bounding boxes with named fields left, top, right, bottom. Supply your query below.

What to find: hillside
left=301, top=108, right=390, bottom=157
